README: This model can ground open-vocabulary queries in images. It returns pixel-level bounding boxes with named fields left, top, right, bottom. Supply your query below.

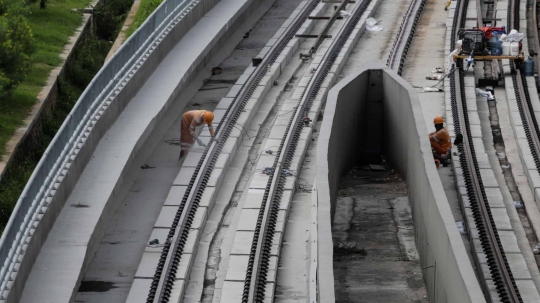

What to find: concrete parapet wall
left=316, top=61, right=485, bottom=302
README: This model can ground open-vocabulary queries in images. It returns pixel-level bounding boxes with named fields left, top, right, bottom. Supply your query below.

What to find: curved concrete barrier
left=316, top=61, right=485, bottom=302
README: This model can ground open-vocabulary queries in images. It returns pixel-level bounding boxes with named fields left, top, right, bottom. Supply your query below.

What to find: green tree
left=94, top=0, right=133, bottom=41
left=0, top=0, right=34, bottom=99
left=25, top=0, right=46, bottom=9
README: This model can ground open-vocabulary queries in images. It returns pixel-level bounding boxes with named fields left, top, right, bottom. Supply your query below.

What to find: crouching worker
left=180, top=110, right=215, bottom=158
left=430, top=116, right=452, bottom=167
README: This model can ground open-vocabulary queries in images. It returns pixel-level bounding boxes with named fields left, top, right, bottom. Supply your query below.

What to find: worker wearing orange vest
left=180, top=110, right=215, bottom=158
left=430, top=116, right=452, bottom=167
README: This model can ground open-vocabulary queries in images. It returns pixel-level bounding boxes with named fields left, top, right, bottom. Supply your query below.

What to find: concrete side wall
left=316, top=61, right=485, bottom=302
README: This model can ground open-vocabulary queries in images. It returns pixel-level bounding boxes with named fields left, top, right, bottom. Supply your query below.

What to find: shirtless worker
left=429, top=116, right=452, bottom=167
left=180, top=110, right=215, bottom=158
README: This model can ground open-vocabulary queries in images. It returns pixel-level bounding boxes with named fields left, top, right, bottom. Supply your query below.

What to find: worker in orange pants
left=430, top=116, right=452, bottom=167
left=180, top=110, right=215, bottom=158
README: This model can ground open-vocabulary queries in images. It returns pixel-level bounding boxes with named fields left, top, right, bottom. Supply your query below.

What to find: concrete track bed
left=333, top=168, right=428, bottom=302
left=317, top=62, right=485, bottom=302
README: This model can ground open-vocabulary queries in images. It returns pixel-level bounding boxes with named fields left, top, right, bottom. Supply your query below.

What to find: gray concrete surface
left=333, top=170, right=428, bottom=302
left=318, top=61, right=485, bottom=302
left=213, top=3, right=330, bottom=297
left=19, top=0, right=275, bottom=301
left=215, top=0, right=387, bottom=300
left=125, top=1, right=317, bottom=301
left=401, top=0, right=447, bottom=135
left=72, top=113, right=184, bottom=303
left=401, top=0, right=481, bottom=292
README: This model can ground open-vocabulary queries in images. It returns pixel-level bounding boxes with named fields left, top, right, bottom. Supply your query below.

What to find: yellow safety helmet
left=433, top=116, right=444, bottom=124
left=204, top=111, right=214, bottom=124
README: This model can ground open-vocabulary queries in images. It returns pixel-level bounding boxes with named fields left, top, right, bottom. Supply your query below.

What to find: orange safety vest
left=180, top=110, right=214, bottom=150
left=430, top=128, right=452, bottom=154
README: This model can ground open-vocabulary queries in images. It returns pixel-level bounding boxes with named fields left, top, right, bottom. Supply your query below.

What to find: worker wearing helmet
left=430, top=116, right=452, bottom=167
left=180, top=110, right=215, bottom=158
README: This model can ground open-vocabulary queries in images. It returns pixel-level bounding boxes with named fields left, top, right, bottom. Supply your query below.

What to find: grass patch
left=0, top=0, right=133, bottom=230
left=0, top=0, right=90, bottom=156
left=125, top=0, right=163, bottom=37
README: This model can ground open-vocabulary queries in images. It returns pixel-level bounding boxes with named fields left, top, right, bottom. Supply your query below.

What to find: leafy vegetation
left=126, top=0, right=162, bottom=37
left=0, top=0, right=34, bottom=100
left=0, top=0, right=133, bottom=230
left=0, top=0, right=89, bottom=156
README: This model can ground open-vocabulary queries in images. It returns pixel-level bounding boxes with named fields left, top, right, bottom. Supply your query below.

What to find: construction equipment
left=454, top=27, right=524, bottom=66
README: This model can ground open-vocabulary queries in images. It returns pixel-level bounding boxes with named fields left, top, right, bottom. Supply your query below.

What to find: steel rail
left=307, top=0, right=350, bottom=56
left=513, top=66, right=540, bottom=173
left=513, top=0, right=540, bottom=176
left=386, top=0, right=426, bottom=74
left=241, top=0, right=372, bottom=302
left=449, top=0, right=522, bottom=301
left=518, top=0, right=540, bottom=173
left=456, top=69, right=522, bottom=302
left=146, top=1, right=323, bottom=302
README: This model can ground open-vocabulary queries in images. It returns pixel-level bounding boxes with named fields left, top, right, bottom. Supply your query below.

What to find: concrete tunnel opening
left=317, top=62, right=479, bottom=302
left=330, top=68, right=428, bottom=301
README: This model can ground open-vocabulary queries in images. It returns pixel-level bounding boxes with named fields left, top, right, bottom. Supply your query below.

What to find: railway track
left=386, top=0, right=426, bottom=73
left=240, top=0, right=376, bottom=301
left=517, top=1, right=540, bottom=185
left=146, top=0, right=387, bottom=301
left=450, top=0, right=523, bottom=301
left=145, top=1, right=324, bottom=302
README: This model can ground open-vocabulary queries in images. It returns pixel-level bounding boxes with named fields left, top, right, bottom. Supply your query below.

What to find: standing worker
left=180, top=110, right=215, bottom=158
left=429, top=116, right=452, bottom=167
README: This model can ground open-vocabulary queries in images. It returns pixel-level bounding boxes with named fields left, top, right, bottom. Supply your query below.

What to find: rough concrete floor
left=401, top=0, right=448, bottom=133
left=74, top=0, right=302, bottom=301
left=339, top=0, right=409, bottom=80
left=333, top=168, right=428, bottom=303
left=73, top=113, right=185, bottom=303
